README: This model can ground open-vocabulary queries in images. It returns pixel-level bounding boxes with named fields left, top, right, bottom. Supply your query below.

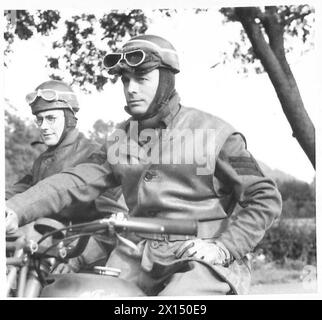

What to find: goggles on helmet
left=103, top=49, right=146, bottom=70
left=26, top=89, right=76, bottom=106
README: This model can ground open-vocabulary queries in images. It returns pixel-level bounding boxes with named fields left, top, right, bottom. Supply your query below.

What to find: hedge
left=255, top=218, right=316, bottom=265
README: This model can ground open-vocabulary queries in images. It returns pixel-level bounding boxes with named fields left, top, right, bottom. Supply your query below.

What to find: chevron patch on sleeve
left=228, top=156, right=264, bottom=177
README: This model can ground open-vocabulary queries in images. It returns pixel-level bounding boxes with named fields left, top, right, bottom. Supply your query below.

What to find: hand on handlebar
left=5, top=207, right=19, bottom=234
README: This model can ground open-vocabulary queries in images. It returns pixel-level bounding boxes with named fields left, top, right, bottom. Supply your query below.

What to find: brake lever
left=115, top=233, right=140, bottom=255
left=106, top=213, right=140, bottom=253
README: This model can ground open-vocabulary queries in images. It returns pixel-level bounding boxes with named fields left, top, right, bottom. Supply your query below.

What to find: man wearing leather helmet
left=6, top=80, right=128, bottom=273
left=6, top=35, right=282, bottom=295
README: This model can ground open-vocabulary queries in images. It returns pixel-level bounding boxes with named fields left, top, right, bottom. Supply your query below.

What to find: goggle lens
left=103, top=50, right=146, bottom=69
left=40, top=89, right=57, bottom=101
left=26, top=92, right=38, bottom=104
left=103, top=53, right=122, bottom=69
left=125, top=50, right=145, bottom=66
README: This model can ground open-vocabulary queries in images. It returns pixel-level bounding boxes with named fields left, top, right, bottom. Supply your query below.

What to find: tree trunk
left=234, top=7, right=315, bottom=169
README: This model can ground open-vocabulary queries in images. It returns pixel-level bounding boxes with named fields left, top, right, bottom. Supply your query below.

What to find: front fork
left=7, top=247, right=54, bottom=297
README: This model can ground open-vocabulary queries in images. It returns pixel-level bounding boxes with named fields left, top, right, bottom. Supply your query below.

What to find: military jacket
left=7, top=94, right=282, bottom=260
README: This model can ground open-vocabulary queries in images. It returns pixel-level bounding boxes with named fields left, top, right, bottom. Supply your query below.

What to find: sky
left=3, top=7, right=319, bottom=183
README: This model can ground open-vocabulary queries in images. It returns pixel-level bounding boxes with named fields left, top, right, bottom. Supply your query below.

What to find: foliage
left=256, top=218, right=316, bottom=265
left=4, top=10, right=60, bottom=63
left=88, top=119, right=116, bottom=144
left=254, top=179, right=316, bottom=266
left=277, top=179, right=315, bottom=218
left=4, top=10, right=148, bottom=92
left=219, top=5, right=315, bottom=74
left=251, top=261, right=310, bottom=285
left=5, top=109, right=45, bottom=188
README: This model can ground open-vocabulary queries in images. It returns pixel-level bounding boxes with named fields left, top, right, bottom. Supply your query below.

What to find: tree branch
left=282, top=11, right=311, bottom=26
left=261, top=7, right=285, bottom=60
left=234, top=7, right=315, bottom=168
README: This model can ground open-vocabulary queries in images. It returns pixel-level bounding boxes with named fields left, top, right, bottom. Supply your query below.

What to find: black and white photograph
left=3, top=0, right=320, bottom=300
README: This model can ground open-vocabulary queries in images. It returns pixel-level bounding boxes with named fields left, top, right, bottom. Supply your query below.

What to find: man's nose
left=40, top=119, right=50, bottom=130
left=128, top=79, right=139, bottom=94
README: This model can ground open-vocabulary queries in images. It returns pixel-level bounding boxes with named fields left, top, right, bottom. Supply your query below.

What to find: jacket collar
left=160, top=92, right=181, bottom=128
left=124, top=92, right=181, bottom=132
left=45, top=128, right=80, bottom=154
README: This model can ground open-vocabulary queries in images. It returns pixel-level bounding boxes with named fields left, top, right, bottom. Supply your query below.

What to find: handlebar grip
left=116, top=217, right=198, bottom=236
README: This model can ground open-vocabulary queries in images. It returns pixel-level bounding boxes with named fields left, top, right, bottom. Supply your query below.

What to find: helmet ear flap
left=63, top=109, right=77, bottom=128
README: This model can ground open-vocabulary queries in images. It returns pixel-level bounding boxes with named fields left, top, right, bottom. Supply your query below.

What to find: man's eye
left=46, top=116, right=56, bottom=121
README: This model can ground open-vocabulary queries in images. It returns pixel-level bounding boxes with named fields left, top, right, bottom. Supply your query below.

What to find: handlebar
left=7, top=216, right=198, bottom=264
left=74, top=217, right=198, bottom=235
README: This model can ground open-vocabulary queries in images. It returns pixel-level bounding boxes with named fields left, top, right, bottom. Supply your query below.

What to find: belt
left=136, top=218, right=227, bottom=241
left=135, top=233, right=196, bottom=242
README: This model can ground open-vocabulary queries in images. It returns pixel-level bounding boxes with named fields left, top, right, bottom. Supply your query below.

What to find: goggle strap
left=26, top=90, right=76, bottom=105
left=36, top=89, right=76, bottom=96
left=123, top=40, right=178, bottom=56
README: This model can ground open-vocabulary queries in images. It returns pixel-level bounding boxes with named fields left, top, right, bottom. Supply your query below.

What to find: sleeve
left=6, top=159, right=119, bottom=227
left=82, top=142, right=129, bottom=216
left=5, top=173, right=33, bottom=199
left=214, top=133, right=282, bottom=260
left=94, top=187, right=128, bottom=215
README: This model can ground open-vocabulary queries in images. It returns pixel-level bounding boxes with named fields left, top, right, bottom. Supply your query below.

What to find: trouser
left=106, top=239, right=234, bottom=296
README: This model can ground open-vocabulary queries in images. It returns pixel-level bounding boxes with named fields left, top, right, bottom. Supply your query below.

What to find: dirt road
left=249, top=281, right=317, bottom=295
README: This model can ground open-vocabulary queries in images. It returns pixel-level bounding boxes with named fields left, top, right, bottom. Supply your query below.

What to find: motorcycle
left=6, top=215, right=198, bottom=298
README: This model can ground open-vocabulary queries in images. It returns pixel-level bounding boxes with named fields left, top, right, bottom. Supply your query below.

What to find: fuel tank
left=40, top=273, right=145, bottom=298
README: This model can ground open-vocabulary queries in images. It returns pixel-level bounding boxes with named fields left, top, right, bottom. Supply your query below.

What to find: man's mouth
left=128, top=100, right=143, bottom=106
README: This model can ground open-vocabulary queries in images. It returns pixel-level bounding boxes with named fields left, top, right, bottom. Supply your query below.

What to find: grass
left=251, top=217, right=317, bottom=286
left=251, top=259, right=317, bottom=285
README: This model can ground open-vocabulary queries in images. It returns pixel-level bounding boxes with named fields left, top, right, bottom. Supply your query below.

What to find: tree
left=5, top=109, right=45, bottom=188
left=88, top=119, right=116, bottom=144
left=220, top=6, right=315, bottom=168
left=4, top=10, right=61, bottom=65
left=4, top=10, right=148, bottom=91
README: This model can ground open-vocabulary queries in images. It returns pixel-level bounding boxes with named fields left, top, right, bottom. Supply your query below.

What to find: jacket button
left=144, top=172, right=154, bottom=181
